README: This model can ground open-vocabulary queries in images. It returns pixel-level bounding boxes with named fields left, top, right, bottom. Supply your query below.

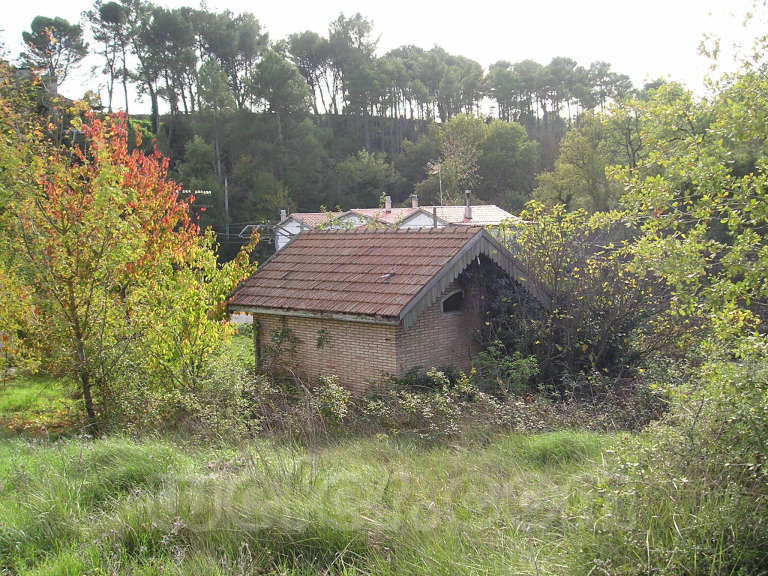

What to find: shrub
left=106, top=351, right=263, bottom=442
left=571, top=353, right=768, bottom=574
left=234, top=321, right=254, bottom=339
left=492, top=203, right=673, bottom=389
left=472, top=340, right=539, bottom=396
left=359, top=369, right=466, bottom=440
left=315, top=375, right=350, bottom=428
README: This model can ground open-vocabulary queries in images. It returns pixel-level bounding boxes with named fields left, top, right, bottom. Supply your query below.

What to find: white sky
left=1, top=0, right=761, bottom=113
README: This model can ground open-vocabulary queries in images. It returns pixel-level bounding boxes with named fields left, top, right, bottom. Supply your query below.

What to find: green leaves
left=20, top=16, right=88, bottom=87
left=621, top=67, right=768, bottom=348
left=1, top=98, right=256, bottom=425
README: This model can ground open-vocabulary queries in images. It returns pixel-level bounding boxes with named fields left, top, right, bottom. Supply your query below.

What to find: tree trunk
left=149, top=84, right=159, bottom=134
left=121, top=45, right=129, bottom=118
left=309, top=80, right=319, bottom=115
left=214, top=113, right=222, bottom=182
left=180, top=84, right=189, bottom=115
left=79, top=368, right=97, bottom=434
left=73, top=324, right=97, bottom=433
left=363, top=107, right=371, bottom=151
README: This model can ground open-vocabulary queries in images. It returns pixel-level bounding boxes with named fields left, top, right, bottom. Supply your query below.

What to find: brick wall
left=252, top=264, right=486, bottom=392
left=253, top=313, right=397, bottom=395
left=395, top=267, right=484, bottom=376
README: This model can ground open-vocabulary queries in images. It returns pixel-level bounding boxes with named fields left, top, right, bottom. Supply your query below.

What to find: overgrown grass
left=0, top=431, right=609, bottom=575
left=0, top=376, right=81, bottom=437
left=226, top=328, right=255, bottom=371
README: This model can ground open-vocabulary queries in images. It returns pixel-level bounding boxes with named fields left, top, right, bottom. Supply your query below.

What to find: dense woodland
left=7, top=2, right=645, bottom=251
left=1, top=4, right=768, bottom=575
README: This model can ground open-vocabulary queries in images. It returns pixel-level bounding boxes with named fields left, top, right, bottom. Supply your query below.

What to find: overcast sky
left=1, top=0, right=761, bottom=113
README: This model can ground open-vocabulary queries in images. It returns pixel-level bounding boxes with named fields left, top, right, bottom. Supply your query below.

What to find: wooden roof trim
left=398, top=229, right=551, bottom=329
left=228, top=305, right=400, bottom=325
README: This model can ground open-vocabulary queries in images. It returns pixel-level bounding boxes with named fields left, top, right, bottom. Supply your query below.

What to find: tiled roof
left=348, top=207, right=420, bottom=224
left=229, top=227, right=483, bottom=319
left=419, top=205, right=518, bottom=226
left=284, top=212, right=344, bottom=228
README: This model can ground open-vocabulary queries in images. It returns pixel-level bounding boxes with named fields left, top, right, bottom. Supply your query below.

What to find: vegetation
left=1, top=3, right=768, bottom=575
left=0, top=59, right=256, bottom=433
left=0, top=376, right=80, bottom=437
left=0, top=432, right=610, bottom=575
left=7, top=3, right=642, bottom=250
left=20, top=16, right=88, bottom=90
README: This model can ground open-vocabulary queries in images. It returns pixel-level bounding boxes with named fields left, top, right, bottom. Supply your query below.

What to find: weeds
left=0, top=432, right=606, bottom=575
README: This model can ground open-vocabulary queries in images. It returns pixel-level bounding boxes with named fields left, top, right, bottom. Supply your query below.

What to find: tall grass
left=0, top=376, right=81, bottom=437
left=0, top=432, right=607, bottom=575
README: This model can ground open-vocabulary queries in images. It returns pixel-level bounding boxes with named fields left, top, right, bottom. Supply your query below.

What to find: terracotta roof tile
left=229, top=227, right=482, bottom=318
left=284, top=212, right=344, bottom=228
left=419, top=205, right=519, bottom=226
left=348, top=207, right=419, bottom=224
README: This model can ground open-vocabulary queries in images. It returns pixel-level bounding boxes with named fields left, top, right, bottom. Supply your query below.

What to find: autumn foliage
left=2, top=86, right=255, bottom=428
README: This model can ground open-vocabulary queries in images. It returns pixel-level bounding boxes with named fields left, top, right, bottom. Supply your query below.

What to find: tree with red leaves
left=7, top=109, right=254, bottom=431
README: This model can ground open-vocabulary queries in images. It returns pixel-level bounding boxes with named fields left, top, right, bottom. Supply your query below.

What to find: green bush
left=472, top=340, right=539, bottom=395
left=571, top=353, right=768, bottom=574
left=104, top=350, right=262, bottom=441
left=359, top=369, right=467, bottom=440
left=315, top=375, right=350, bottom=427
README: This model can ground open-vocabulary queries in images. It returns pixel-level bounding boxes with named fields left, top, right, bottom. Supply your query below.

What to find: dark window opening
left=441, top=290, right=464, bottom=314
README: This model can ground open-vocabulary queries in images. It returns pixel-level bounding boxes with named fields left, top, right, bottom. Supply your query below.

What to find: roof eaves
left=398, top=228, right=484, bottom=329
left=397, top=228, right=551, bottom=329
left=273, top=214, right=298, bottom=231
left=344, top=209, right=386, bottom=226
left=228, top=304, right=400, bottom=325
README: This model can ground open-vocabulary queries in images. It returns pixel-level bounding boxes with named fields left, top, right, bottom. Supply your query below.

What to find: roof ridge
left=301, top=226, right=483, bottom=234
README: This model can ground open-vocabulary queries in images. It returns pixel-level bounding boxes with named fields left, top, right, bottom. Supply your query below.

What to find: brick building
left=228, top=227, right=547, bottom=394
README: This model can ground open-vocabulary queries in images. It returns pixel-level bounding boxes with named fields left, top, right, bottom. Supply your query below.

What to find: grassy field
left=0, top=376, right=81, bottom=438
left=0, top=431, right=611, bottom=575
left=0, top=348, right=616, bottom=575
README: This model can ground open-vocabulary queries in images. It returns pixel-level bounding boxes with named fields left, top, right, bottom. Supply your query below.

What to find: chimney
left=385, top=195, right=392, bottom=213
left=280, top=209, right=287, bottom=221
left=464, top=190, right=472, bottom=220
left=411, top=194, right=418, bottom=209
left=432, top=206, right=438, bottom=228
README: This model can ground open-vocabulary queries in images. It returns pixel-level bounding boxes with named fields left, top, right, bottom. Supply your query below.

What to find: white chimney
left=280, top=209, right=287, bottom=221
left=411, top=194, right=418, bottom=208
left=385, top=195, right=392, bottom=213
left=464, top=190, right=472, bottom=220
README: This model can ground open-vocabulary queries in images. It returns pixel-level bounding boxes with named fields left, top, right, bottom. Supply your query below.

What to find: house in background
left=273, top=192, right=519, bottom=252
left=228, top=227, right=548, bottom=394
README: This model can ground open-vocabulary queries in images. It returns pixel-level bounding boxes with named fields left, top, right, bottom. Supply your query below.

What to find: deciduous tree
left=6, top=109, right=253, bottom=429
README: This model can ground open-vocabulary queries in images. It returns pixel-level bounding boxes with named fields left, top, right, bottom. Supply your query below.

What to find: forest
left=8, top=2, right=642, bottom=252
left=1, top=3, right=768, bottom=575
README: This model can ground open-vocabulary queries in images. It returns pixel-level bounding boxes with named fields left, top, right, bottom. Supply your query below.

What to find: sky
left=1, top=0, right=762, bottom=113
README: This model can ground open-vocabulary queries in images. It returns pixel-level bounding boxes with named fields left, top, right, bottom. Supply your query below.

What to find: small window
left=441, top=290, right=464, bottom=314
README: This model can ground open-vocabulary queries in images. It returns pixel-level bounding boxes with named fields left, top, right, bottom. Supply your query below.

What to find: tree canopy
left=6, top=2, right=649, bottom=250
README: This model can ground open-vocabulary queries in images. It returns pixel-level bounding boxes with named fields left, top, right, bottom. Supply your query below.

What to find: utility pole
left=224, top=175, right=230, bottom=238
left=438, top=164, right=442, bottom=205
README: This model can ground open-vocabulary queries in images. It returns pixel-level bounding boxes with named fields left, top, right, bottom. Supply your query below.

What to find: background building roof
left=347, top=207, right=419, bottom=224
left=416, top=205, right=519, bottom=226
left=280, top=204, right=517, bottom=230
left=282, top=212, right=344, bottom=228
